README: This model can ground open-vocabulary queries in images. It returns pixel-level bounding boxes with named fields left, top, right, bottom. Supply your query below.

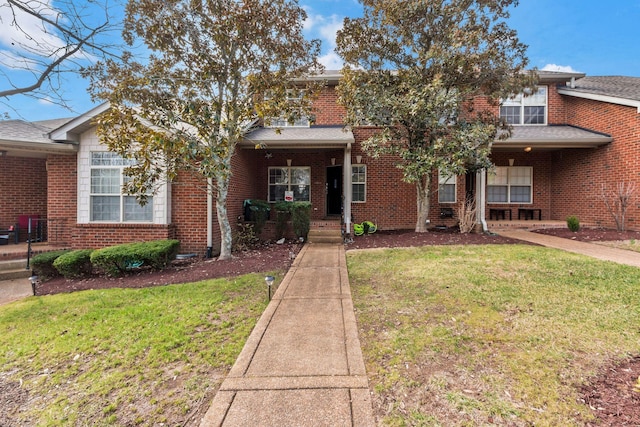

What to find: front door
left=326, top=166, right=342, bottom=216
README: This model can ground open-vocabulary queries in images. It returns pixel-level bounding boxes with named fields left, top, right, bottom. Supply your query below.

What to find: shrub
left=31, top=250, right=71, bottom=281
left=274, top=201, right=311, bottom=240
left=233, top=222, right=259, bottom=251
left=90, top=240, right=180, bottom=276
left=566, top=215, right=580, bottom=232
left=243, top=199, right=270, bottom=235
left=53, top=249, right=94, bottom=279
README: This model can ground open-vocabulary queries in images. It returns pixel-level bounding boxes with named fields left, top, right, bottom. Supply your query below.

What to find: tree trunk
left=215, top=172, right=233, bottom=261
left=415, top=173, right=431, bottom=232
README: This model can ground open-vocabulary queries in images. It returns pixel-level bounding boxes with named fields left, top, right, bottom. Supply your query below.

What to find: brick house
left=0, top=70, right=638, bottom=254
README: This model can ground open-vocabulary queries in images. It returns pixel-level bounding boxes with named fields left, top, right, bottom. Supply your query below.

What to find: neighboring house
left=0, top=70, right=639, bottom=255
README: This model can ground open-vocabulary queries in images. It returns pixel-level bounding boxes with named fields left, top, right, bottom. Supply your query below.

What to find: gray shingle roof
left=564, top=76, right=640, bottom=102
left=242, top=126, right=354, bottom=148
left=494, top=125, right=612, bottom=150
left=0, top=118, right=72, bottom=143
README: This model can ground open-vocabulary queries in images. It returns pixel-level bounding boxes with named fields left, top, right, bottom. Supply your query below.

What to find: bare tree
left=599, top=182, right=638, bottom=232
left=0, top=0, right=123, bottom=109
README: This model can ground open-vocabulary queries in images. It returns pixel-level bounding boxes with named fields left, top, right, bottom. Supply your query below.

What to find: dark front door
left=326, top=166, right=342, bottom=216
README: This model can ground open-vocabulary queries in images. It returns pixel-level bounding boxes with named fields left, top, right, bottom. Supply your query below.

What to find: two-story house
left=0, top=70, right=638, bottom=255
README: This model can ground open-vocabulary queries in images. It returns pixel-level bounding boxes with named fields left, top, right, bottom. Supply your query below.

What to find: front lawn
left=0, top=272, right=281, bottom=426
left=347, top=244, right=640, bottom=426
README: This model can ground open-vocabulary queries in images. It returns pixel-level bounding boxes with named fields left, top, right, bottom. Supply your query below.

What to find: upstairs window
left=487, top=166, right=533, bottom=204
left=438, top=170, right=456, bottom=203
left=268, top=166, right=311, bottom=202
left=264, top=89, right=310, bottom=128
left=500, top=86, right=547, bottom=125
left=90, top=152, right=153, bottom=222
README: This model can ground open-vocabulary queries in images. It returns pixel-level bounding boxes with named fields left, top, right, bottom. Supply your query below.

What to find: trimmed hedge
left=90, top=240, right=180, bottom=277
left=31, top=250, right=71, bottom=281
left=53, top=249, right=94, bottom=279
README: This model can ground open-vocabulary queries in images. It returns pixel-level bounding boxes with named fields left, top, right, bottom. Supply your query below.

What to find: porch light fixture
left=264, top=275, right=275, bottom=300
left=356, top=155, right=362, bottom=164
left=509, top=158, right=515, bottom=166
left=331, top=157, right=336, bottom=165
left=287, top=159, right=292, bottom=166
left=524, top=146, right=532, bottom=152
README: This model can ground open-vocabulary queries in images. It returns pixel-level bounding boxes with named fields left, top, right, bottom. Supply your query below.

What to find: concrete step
left=0, top=259, right=30, bottom=281
left=307, top=229, right=343, bottom=244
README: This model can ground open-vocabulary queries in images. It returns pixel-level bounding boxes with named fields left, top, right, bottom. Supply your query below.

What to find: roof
left=493, top=125, right=612, bottom=151
left=241, top=126, right=354, bottom=149
left=557, top=76, right=640, bottom=111
left=0, top=117, right=77, bottom=157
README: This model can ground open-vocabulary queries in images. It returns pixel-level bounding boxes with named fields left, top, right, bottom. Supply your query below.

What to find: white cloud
left=303, top=7, right=345, bottom=68
left=541, top=64, right=582, bottom=73
left=319, top=52, right=343, bottom=70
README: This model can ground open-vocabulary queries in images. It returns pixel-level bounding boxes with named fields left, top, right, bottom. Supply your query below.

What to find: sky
left=2, top=0, right=639, bottom=122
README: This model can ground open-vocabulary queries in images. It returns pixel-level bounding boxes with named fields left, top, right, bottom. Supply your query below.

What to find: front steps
left=0, top=259, right=31, bottom=281
left=307, top=220, right=343, bottom=244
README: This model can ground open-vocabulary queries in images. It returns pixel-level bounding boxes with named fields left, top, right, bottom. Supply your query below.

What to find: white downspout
left=477, top=169, right=488, bottom=233
left=207, top=177, right=214, bottom=257
left=343, top=143, right=352, bottom=237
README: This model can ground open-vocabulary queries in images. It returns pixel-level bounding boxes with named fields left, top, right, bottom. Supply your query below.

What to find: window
left=90, top=152, right=153, bottom=222
left=500, top=86, right=547, bottom=125
left=264, top=89, right=310, bottom=128
left=438, top=170, right=456, bottom=203
left=268, top=166, right=311, bottom=202
left=487, top=166, right=532, bottom=204
left=352, top=165, right=366, bottom=202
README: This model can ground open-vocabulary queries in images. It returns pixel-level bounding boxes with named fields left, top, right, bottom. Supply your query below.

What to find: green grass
left=347, top=244, right=640, bottom=426
left=0, top=272, right=282, bottom=426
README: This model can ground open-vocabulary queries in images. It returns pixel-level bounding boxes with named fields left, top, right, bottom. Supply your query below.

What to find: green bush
left=566, top=215, right=580, bottom=232
left=90, top=240, right=180, bottom=276
left=274, top=201, right=311, bottom=240
left=31, top=250, right=71, bottom=281
left=53, top=249, right=94, bottom=279
left=244, top=199, right=270, bottom=235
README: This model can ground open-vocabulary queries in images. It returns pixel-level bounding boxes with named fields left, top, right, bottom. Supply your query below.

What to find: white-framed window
left=264, top=89, right=310, bottom=128
left=90, top=152, right=153, bottom=222
left=438, top=170, right=456, bottom=203
left=487, top=166, right=533, bottom=204
left=500, top=86, right=547, bottom=125
left=352, top=164, right=366, bottom=203
left=268, top=166, right=311, bottom=202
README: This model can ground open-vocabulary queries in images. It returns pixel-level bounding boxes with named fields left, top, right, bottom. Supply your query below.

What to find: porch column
left=476, top=169, right=488, bottom=232
left=343, top=143, right=352, bottom=235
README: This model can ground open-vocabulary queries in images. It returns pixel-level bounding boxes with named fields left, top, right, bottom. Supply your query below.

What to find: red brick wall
left=549, top=97, right=640, bottom=229
left=0, top=156, right=48, bottom=242
left=312, top=85, right=345, bottom=125
left=46, top=154, right=77, bottom=245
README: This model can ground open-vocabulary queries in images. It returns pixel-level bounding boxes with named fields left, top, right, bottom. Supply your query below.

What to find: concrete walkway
left=0, top=278, right=33, bottom=306
left=200, top=243, right=375, bottom=427
left=498, top=229, right=640, bottom=267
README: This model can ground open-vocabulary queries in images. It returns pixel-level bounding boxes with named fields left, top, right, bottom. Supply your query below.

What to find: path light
left=28, top=274, right=39, bottom=296
left=264, top=275, right=275, bottom=301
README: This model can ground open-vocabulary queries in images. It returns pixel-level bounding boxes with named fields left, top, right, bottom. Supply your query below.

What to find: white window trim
left=352, top=164, right=367, bottom=203
left=264, top=89, right=310, bottom=128
left=487, top=166, right=533, bottom=204
left=77, top=128, right=170, bottom=225
left=438, top=170, right=457, bottom=204
left=268, top=166, right=312, bottom=203
left=500, top=86, right=548, bottom=125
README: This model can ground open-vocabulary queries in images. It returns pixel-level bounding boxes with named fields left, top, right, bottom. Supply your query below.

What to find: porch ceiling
left=241, top=126, right=354, bottom=149
left=493, top=125, right=612, bottom=151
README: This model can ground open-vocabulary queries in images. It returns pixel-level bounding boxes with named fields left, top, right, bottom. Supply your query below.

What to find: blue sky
left=2, top=0, right=639, bottom=122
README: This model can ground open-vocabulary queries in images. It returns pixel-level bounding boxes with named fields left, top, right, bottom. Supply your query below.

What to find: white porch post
left=476, top=169, right=488, bottom=232
left=343, top=143, right=352, bottom=235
